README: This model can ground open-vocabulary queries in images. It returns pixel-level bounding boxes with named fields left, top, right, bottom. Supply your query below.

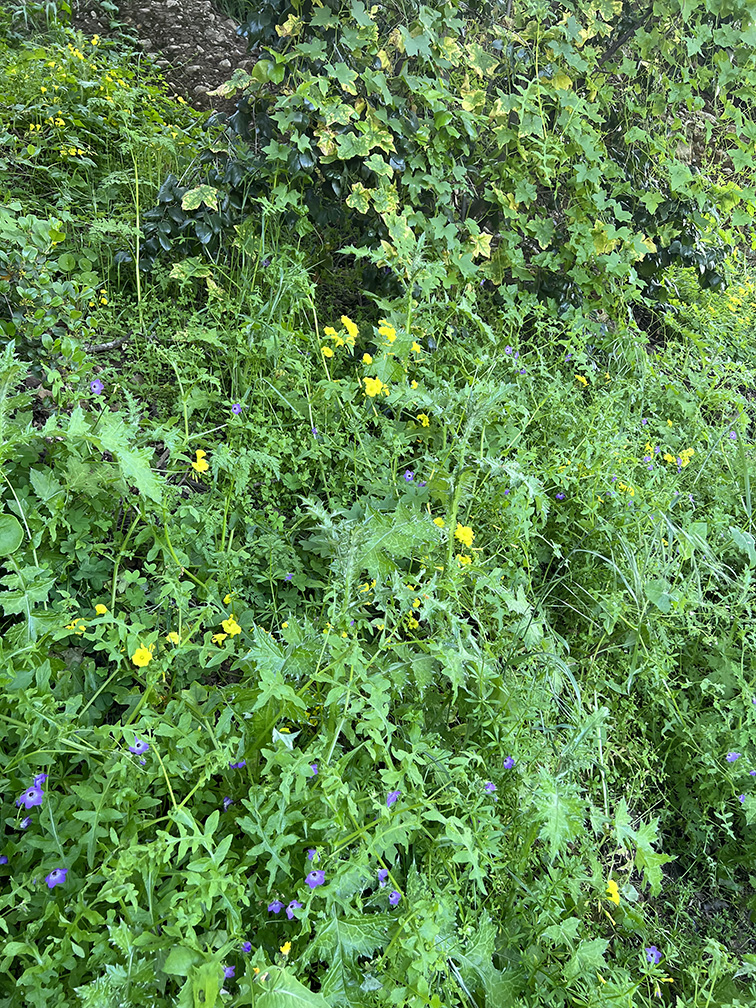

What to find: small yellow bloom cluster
left=416, top=413, right=430, bottom=427
left=165, top=631, right=180, bottom=644
left=221, top=615, right=242, bottom=636
left=575, top=374, right=588, bottom=387
left=364, top=376, right=389, bottom=397
left=606, top=879, right=620, bottom=905
left=359, top=579, right=376, bottom=593
left=456, top=553, right=472, bottom=566
left=378, top=321, right=397, bottom=344
left=65, top=617, right=86, bottom=635
left=94, top=603, right=108, bottom=615
left=433, top=516, right=445, bottom=527
left=454, top=523, right=475, bottom=548
left=616, top=480, right=635, bottom=496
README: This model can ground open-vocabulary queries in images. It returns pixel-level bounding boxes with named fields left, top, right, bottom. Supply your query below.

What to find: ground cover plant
left=2, top=1, right=756, bottom=1006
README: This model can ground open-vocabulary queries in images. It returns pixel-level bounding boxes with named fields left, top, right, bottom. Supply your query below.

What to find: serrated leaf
left=28, top=466, right=64, bottom=506
left=563, top=937, right=609, bottom=983
left=254, top=966, right=331, bottom=1008
left=532, top=769, right=585, bottom=860
left=304, top=914, right=387, bottom=1006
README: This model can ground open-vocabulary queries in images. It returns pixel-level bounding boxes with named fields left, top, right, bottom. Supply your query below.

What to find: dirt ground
left=71, top=0, right=253, bottom=112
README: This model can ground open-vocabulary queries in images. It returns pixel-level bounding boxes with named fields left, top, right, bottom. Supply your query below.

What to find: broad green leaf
left=163, top=946, right=202, bottom=976
left=0, top=513, right=23, bottom=555
left=532, top=769, right=585, bottom=860
left=563, top=938, right=609, bottom=983
left=254, top=966, right=331, bottom=1008
left=730, top=526, right=756, bottom=567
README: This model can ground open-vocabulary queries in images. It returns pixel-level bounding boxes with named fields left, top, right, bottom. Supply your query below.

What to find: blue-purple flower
left=729, top=431, right=737, bottom=440
left=307, top=848, right=317, bottom=861
left=309, top=763, right=318, bottom=777
left=0, top=855, right=7, bottom=865
left=286, top=900, right=302, bottom=919
left=503, top=757, right=515, bottom=769
left=268, top=900, right=284, bottom=914
left=90, top=379, right=104, bottom=395
left=223, top=796, right=234, bottom=811
left=128, top=738, right=149, bottom=756
left=231, top=404, right=243, bottom=415
left=377, top=868, right=388, bottom=888
left=33, top=773, right=48, bottom=787
left=45, top=868, right=68, bottom=889
left=16, top=786, right=44, bottom=809
left=224, top=966, right=235, bottom=979
left=555, top=492, right=566, bottom=501
left=241, top=941, right=252, bottom=953
left=229, top=760, right=246, bottom=769
left=404, top=470, right=414, bottom=482
left=285, top=572, right=294, bottom=581
left=726, top=752, right=741, bottom=762
left=645, top=946, right=662, bottom=965
left=484, top=782, right=497, bottom=794
left=388, top=890, right=401, bottom=906
left=19, top=816, right=31, bottom=829
left=386, top=790, right=401, bottom=809
left=306, top=870, right=325, bottom=889
left=739, top=794, right=746, bottom=803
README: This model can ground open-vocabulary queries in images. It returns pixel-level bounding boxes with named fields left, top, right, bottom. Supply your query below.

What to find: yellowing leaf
left=640, top=235, right=657, bottom=253
left=468, top=232, right=492, bottom=260
left=550, top=71, right=573, bottom=90
left=346, top=183, right=371, bottom=214
left=276, top=13, right=303, bottom=37
left=181, top=185, right=220, bottom=212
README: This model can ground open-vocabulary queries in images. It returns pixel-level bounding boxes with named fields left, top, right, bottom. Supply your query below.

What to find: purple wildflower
left=641, top=418, right=648, bottom=425
left=484, top=782, right=497, bottom=794
left=404, top=470, right=414, bottom=482
left=309, top=763, right=318, bottom=777
left=0, top=856, right=7, bottom=865
left=377, top=868, right=388, bottom=887
left=750, top=771, right=756, bottom=776
left=739, top=794, right=746, bottom=803
left=503, top=757, right=515, bottom=769
left=729, top=431, right=737, bottom=440
left=90, top=379, right=104, bottom=395
left=33, top=773, right=48, bottom=787
left=268, top=900, right=284, bottom=914
left=262, top=258, right=271, bottom=268
left=727, top=752, right=741, bottom=762
left=504, top=346, right=512, bottom=355
left=242, top=941, right=252, bottom=953
left=386, top=790, right=401, bottom=809
left=389, top=890, right=401, bottom=906
left=418, top=480, right=427, bottom=487
left=555, top=492, right=565, bottom=501
left=224, top=966, right=235, bottom=979
left=19, top=816, right=31, bottom=829
left=645, top=946, right=662, bottom=965
left=223, top=796, right=234, bottom=811
left=286, top=900, right=302, bottom=919
left=16, top=786, right=43, bottom=809
left=231, top=403, right=243, bottom=415
left=229, top=760, right=246, bottom=769
left=45, top=868, right=68, bottom=889
left=128, top=738, right=149, bottom=756
left=307, top=848, right=317, bottom=861
left=305, top=870, right=325, bottom=889
left=285, top=573, right=293, bottom=581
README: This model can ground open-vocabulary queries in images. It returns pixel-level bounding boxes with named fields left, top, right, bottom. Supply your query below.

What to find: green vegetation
left=2, top=1, right=756, bottom=1006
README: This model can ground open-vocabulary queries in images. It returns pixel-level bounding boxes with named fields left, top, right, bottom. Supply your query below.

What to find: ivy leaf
left=181, top=185, right=220, bottom=212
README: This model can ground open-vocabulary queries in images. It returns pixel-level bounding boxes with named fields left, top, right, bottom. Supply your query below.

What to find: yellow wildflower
left=282, top=621, right=289, bottom=628
left=411, top=342, right=423, bottom=353
left=406, top=616, right=419, bottom=629
left=363, top=377, right=387, bottom=397
left=323, top=326, right=337, bottom=336
left=412, top=598, right=421, bottom=608
left=416, top=413, right=430, bottom=426
left=606, top=879, right=620, bottom=905
left=212, top=633, right=228, bottom=644
left=575, top=374, right=588, bottom=386
left=223, top=593, right=232, bottom=604
left=279, top=941, right=292, bottom=956
left=94, top=603, right=108, bottom=615
left=166, top=631, right=180, bottom=644
left=221, top=615, right=242, bottom=636
left=362, top=353, right=373, bottom=364
left=667, top=419, right=673, bottom=426
left=456, top=553, right=472, bottom=565
left=131, top=646, right=153, bottom=667
left=191, top=449, right=209, bottom=473
left=340, top=315, right=359, bottom=339
left=410, top=380, right=418, bottom=389
left=379, top=324, right=397, bottom=343
left=433, top=517, right=445, bottom=527
left=321, top=345, right=334, bottom=358
left=455, top=523, right=475, bottom=548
